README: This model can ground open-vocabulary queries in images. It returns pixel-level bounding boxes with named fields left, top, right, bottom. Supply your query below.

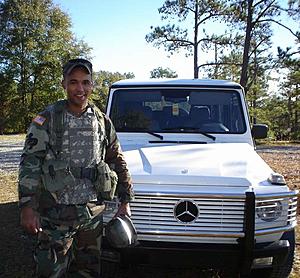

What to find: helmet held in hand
left=105, top=215, right=137, bottom=248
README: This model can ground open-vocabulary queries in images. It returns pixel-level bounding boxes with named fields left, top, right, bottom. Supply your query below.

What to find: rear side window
left=110, top=88, right=246, bottom=134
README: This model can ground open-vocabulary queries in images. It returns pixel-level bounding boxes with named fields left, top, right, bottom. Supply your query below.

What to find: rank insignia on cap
left=32, top=115, right=46, bottom=126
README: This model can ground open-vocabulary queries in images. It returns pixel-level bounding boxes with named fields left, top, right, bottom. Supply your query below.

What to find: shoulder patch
left=32, top=115, right=46, bottom=126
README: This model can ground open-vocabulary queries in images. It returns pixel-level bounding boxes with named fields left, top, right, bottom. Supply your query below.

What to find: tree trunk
left=193, top=0, right=199, bottom=79
left=240, top=0, right=254, bottom=94
left=288, top=95, right=292, bottom=140
left=214, top=43, right=219, bottom=78
left=252, top=45, right=258, bottom=124
left=253, top=92, right=257, bottom=124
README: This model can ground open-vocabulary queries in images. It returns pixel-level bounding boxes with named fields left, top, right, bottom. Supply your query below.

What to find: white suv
left=102, top=79, right=298, bottom=278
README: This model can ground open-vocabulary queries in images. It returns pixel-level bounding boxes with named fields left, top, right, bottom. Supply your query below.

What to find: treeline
left=0, top=0, right=135, bottom=134
left=0, top=0, right=299, bottom=140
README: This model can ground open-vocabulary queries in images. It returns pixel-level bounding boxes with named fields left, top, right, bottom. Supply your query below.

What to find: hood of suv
left=123, top=143, right=272, bottom=186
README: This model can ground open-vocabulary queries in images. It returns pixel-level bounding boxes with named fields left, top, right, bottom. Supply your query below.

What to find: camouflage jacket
left=18, top=100, right=134, bottom=210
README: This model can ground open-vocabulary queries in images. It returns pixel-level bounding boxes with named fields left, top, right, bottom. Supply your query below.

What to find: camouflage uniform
left=18, top=100, right=133, bottom=277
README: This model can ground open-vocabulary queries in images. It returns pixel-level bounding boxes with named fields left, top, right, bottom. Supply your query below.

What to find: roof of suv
left=110, top=79, right=242, bottom=89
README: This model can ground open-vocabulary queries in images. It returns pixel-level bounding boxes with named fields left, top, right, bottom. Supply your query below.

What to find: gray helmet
left=105, top=215, right=137, bottom=248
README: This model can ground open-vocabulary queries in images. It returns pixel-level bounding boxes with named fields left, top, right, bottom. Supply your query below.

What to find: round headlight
left=256, top=201, right=282, bottom=222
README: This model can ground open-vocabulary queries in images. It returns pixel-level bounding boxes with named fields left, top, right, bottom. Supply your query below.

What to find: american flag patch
left=32, top=115, right=46, bottom=126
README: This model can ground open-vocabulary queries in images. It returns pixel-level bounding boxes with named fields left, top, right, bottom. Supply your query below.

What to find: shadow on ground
left=0, top=202, right=221, bottom=278
left=0, top=202, right=35, bottom=278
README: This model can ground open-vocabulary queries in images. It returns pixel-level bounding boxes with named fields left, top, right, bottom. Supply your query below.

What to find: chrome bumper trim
left=138, top=230, right=245, bottom=238
left=255, top=222, right=297, bottom=236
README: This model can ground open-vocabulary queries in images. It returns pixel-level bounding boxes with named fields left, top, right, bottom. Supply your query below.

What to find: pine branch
left=163, top=36, right=194, bottom=47
left=153, top=29, right=193, bottom=47
left=198, top=61, right=242, bottom=69
left=249, top=37, right=271, bottom=58
left=253, top=0, right=269, bottom=8
left=257, top=19, right=300, bottom=39
left=252, top=0, right=277, bottom=25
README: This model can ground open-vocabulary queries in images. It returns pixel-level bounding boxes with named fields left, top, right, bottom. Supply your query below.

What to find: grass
left=0, top=172, right=18, bottom=202
left=0, top=134, right=26, bottom=141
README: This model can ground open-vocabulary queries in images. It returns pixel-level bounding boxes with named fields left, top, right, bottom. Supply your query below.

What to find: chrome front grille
left=130, top=193, right=246, bottom=239
left=127, top=191, right=298, bottom=241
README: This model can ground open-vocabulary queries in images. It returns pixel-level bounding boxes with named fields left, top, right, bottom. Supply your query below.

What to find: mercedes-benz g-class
left=102, top=79, right=298, bottom=277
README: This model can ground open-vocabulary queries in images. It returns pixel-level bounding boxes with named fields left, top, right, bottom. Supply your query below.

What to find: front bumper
left=101, top=237, right=290, bottom=274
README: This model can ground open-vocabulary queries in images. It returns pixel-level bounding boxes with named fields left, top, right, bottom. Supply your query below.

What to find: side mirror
left=251, top=124, right=268, bottom=139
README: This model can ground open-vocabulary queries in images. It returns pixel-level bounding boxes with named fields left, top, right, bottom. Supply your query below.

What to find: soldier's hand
left=114, top=202, right=131, bottom=218
left=20, top=207, right=42, bottom=234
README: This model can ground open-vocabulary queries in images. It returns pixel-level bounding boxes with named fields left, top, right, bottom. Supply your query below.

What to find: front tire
left=269, top=229, right=295, bottom=278
left=251, top=229, right=295, bottom=278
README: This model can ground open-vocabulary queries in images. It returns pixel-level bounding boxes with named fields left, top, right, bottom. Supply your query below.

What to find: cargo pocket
left=41, top=160, right=76, bottom=192
left=94, top=161, right=118, bottom=201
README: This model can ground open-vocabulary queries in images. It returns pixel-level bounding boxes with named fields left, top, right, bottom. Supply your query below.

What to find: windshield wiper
left=144, top=130, right=164, bottom=140
left=118, top=128, right=164, bottom=140
left=162, top=127, right=216, bottom=141
left=149, top=140, right=207, bottom=144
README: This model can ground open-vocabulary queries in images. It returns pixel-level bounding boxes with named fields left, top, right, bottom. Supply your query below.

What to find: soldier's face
left=62, top=67, right=93, bottom=108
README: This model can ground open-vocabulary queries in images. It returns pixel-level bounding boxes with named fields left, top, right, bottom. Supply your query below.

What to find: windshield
left=110, top=88, right=246, bottom=134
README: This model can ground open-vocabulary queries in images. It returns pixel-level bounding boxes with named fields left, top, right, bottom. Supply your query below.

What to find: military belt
left=71, top=166, right=98, bottom=182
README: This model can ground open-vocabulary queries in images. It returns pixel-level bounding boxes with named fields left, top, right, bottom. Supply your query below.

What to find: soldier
left=18, top=58, right=134, bottom=277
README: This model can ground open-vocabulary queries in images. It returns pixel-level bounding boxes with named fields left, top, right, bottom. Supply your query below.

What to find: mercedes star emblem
left=174, top=199, right=199, bottom=223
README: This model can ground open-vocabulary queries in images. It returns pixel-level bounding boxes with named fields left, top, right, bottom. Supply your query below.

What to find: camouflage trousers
left=35, top=204, right=103, bottom=278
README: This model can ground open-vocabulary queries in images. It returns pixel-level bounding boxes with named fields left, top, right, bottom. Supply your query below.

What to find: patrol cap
left=63, top=58, right=93, bottom=77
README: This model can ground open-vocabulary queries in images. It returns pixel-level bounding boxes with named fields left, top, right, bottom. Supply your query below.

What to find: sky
left=53, top=0, right=298, bottom=80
